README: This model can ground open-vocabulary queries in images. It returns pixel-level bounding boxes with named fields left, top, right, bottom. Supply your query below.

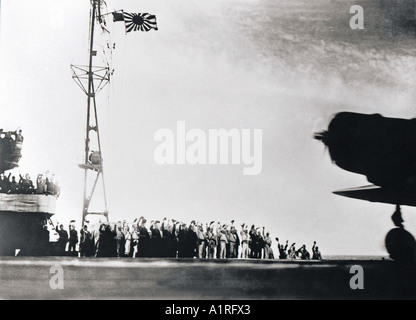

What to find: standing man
left=79, top=225, right=91, bottom=257
left=131, top=224, right=139, bottom=258
left=312, top=241, right=322, bottom=260
left=297, top=244, right=311, bottom=260
left=55, top=224, right=69, bottom=256
left=263, top=229, right=273, bottom=259
left=36, top=174, right=47, bottom=194
left=115, top=224, right=125, bottom=257
left=218, top=226, right=228, bottom=259
left=276, top=238, right=289, bottom=259
left=240, top=224, right=249, bottom=259
left=288, top=243, right=297, bottom=259
left=137, top=217, right=150, bottom=257
left=228, top=226, right=239, bottom=258
left=124, top=225, right=132, bottom=257
left=196, top=223, right=206, bottom=259
left=9, top=176, right=19, bottom=194
left=206, top=223, right=217, bottom=259
left=68, top=222, right=78, bottom=255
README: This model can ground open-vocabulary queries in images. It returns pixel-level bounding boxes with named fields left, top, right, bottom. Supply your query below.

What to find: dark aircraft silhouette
left=315, top=112, right=416, bottom=206
left=315, top=112, right=416, bottom=262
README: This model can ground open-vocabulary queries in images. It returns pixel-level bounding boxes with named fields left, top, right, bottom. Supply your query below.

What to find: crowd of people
left=0, top=171, right=60, bottom=196
left=51, top=218, right=322, bottom=260
left=2, top=127, right=322, bottom=260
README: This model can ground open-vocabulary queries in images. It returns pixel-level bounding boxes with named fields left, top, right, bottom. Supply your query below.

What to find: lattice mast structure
left=71, top=0, right=111, bottom=227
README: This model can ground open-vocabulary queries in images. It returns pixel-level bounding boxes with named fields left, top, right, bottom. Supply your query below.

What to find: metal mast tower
left=71, top=0, right=110, bottom=226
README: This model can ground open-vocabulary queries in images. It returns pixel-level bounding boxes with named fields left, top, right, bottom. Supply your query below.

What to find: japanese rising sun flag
left=113, top=12, right=158, bottom=33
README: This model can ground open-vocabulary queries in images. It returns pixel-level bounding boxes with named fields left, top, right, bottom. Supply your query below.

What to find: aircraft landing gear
left=385, top=205, right=416, bottom=263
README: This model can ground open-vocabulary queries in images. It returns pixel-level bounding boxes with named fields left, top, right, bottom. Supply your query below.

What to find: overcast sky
left=2, top=0, right=416, bottom=255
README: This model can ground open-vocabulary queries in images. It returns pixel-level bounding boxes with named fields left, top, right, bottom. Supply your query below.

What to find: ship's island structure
left=0, top=130, right=57, bottom=256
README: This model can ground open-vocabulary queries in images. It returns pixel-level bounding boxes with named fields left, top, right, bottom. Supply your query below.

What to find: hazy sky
left=2, top=0, right=416, bottom=255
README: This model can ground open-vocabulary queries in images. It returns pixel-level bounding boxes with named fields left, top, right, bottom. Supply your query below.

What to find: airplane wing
left=333, top=185, right=416, bottom=207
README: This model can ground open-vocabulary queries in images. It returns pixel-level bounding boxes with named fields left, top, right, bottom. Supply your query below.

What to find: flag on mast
left=112, top=12, right=158, bottom=33
left=112, top=12, right=124, bottom=22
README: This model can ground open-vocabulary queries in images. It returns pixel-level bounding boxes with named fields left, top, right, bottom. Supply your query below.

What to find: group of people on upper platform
left=0, top=171, right=60, bottom=196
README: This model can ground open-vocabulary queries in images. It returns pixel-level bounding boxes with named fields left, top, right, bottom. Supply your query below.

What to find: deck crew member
left=80, top=225, right=92, bottom=257
left=218, top=226, right=228, bottom=259
left=276, top=238, right=288, bottom=259
left=55, top=224, right=69, bottom=256
left=68, top=223, right=78, bottom=254
left=312, top=241, right=322, bottom=260
left=240, top=225, right=249, bottom=259
left=263, top=229, right=273, bottom=259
